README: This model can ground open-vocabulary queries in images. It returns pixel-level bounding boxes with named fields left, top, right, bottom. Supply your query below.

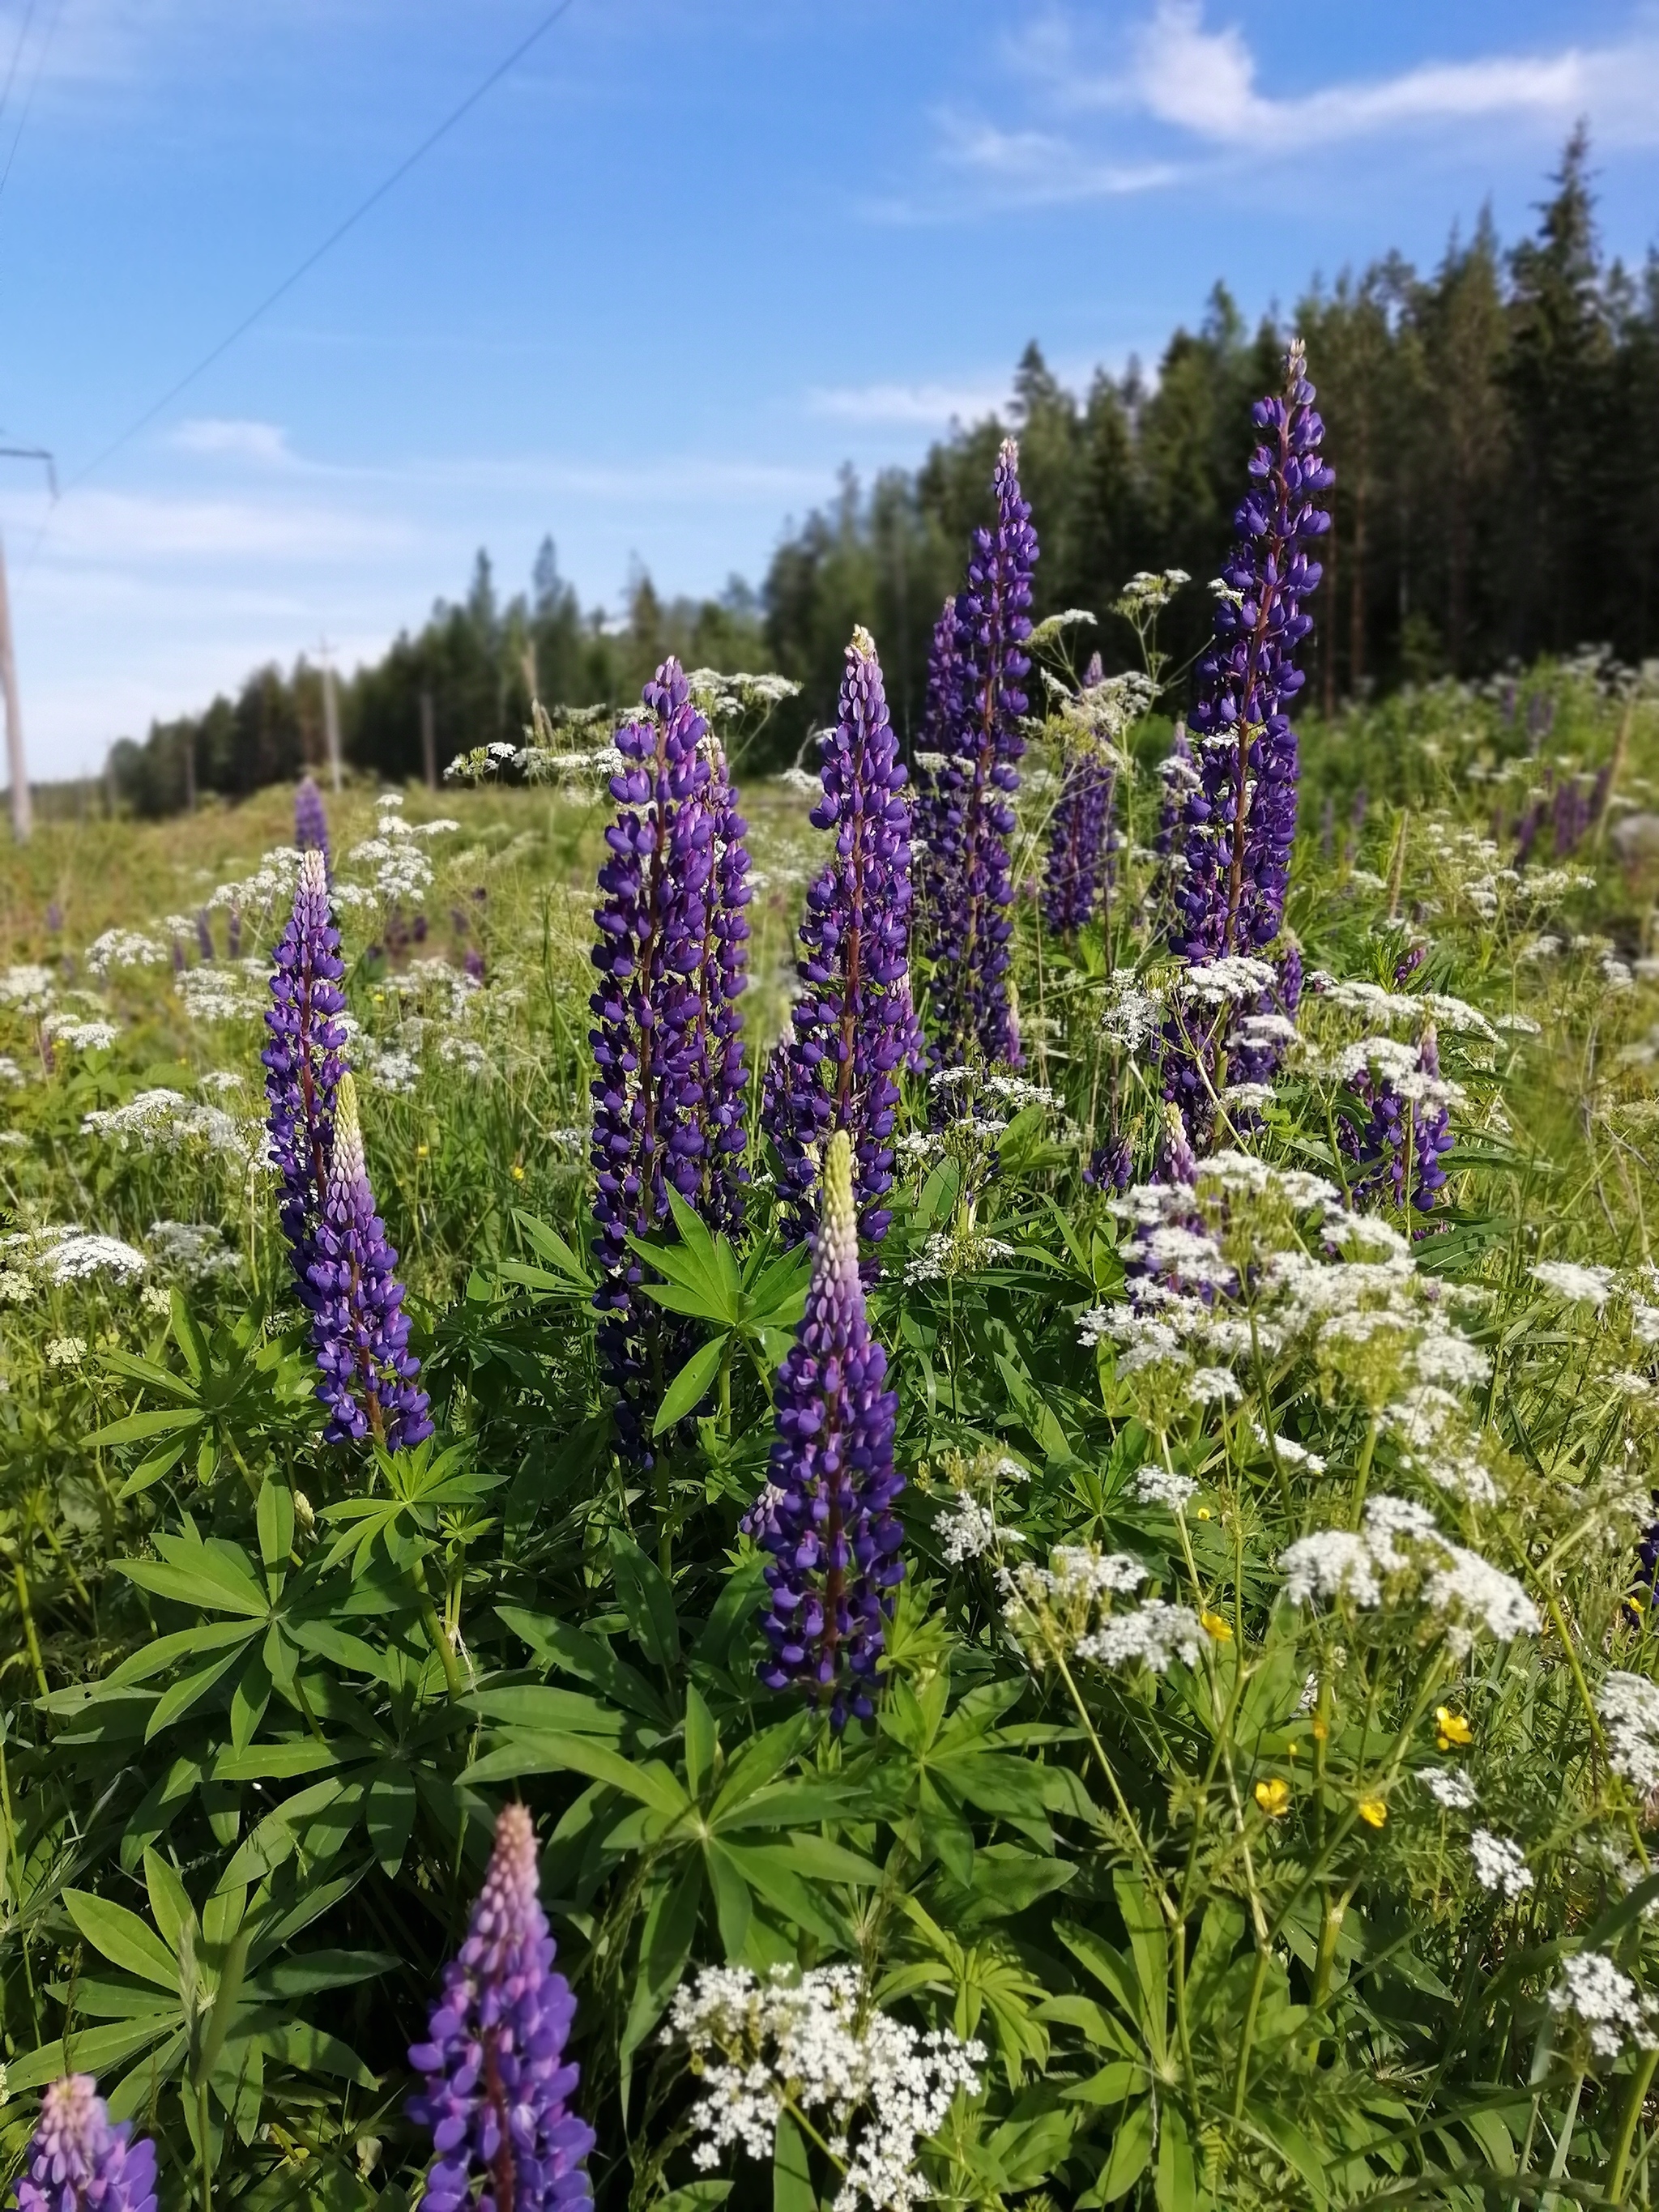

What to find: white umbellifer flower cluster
left=980, top=1075, right=1055, bottom=1110
left=1279, top=1494, right=1538, bottom=1657
left=1000, top=1544, right=1158, bottom=1669
left=0, top=1053, right=24, bottom=1085
left=356, top=1040, right=421, bottom=1095
left=83, top=931, right=166, bottom=979
left=667, top=1964, right=983, bottom=2212
left=175, top=965, right=264, bottom=1023
left=936, top=1492, right=998, bottom=1565
left=1469, top=1829, right=1533, bottom=1898
left=1074, top=1598, right=1204, bottom=1673
left=1251, top=1422, right=1328, bottom=1475
left=41, top=1012, right=118, bottom=1053
left=1191, top=1366, right=1241, bottom=1404
left=1549, top=1951, right=1659, bottom=2060
left=1597, top=1671, right=1659, bottom=1794
left=0, top=962, right=56, bottom=1011
left=1179, top=956, right=1278, bottom=1007
left=1132, top=1466, right=1199, bottom=1511
left=902, top=1230, right=1013, bottom=1289
left=1327, top=1034, right=1465, bottom=1111
left=1223, top=1080, right=1276, bottom=1110
left=45, top=1335, right=87, bottom=1367
left=205, top=846, right=303, bottom=918
left=1101, top=972, right=1164, bottom=1052
left=1530, top=1260, right=1616, bottom=1308
left=82, top=1089, right=257, bottom=1164
left=0, top=1224, right=148, bottom=1299
left=437, top=1035, right=488, bottom=1076
left=147, top=1220, right=238, bottom=1283
left=1418, top=1767, right=1478, bottom=1810
left=1381, top=1384, right=1497, bottom=1507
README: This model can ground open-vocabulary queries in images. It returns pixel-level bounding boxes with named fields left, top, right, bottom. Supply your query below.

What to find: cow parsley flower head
left=1469, top=1829, right=1533, bottom=1899
left=1549, top=1950, right=1659, bottom=2060
left=1418, top=1767, right=1478, bottom=1811
left=1001, top=1543, right=1161, bottom=1668
left=1074, top=1598, right=1205, bottom=1673
left=408, top=1803, right=594, bottom=2212
left=14, top=2074, right=157, bottom=2212
left=1597, top=1670, right=1659, bottom=1793
left=1279, top=1495, right=1538, bottom=1657
left=667, top=1963, right=983, bottom=2212
left=1531, top=1260, right=1616, bottom=1308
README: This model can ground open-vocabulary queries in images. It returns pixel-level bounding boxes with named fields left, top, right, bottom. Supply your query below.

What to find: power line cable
left=65, top=0, right=578, bottom=492
left=0, top=0, right=67, bottom=218
left=0, top=1, right=42, bottom=163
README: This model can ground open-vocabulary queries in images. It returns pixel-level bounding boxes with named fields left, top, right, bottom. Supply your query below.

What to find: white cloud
left=171, top=418, right=292, bottom=465
left=945, top=2, right=1659, bottom=207
left=807, top=379, right=1011, bottom=427
left=32, top=485, right=412, bottom=562
left=1125, top=0, right=1597, bottom=148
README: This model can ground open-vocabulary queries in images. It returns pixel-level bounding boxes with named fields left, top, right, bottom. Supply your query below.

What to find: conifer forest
left=14, top=130, right=1659, bottom=2212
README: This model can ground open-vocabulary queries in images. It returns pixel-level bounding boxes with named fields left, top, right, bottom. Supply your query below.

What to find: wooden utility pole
left=319, top=640, right=343, bottom=792
left=420, top=688, right=437, bottom=790
left=0, top=534, right=28, bottom=841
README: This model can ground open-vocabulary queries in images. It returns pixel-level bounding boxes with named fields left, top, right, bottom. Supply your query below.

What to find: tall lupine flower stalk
left=689, top=735, right=751, bottom=1238
left=764, top=629, right=915, bottom=1249
left=1166, top=343, right=1332, bottom=965
left=588, top=659, right=719, bottom=1457
left=14, top=2075, right=157, bottom=2212
left=263, top=847, right=347, bottom=1292
left=919, top=440, right=1038, bottom=1068
left=1043, top=654, right=1118, bottom=939
left=409, top=1803, right=594, bottom=2212
left=308, top=1071, right=433, bottom=1451
left=295, top=774, right=330, bottom=868
left=742, top=1129, right=904, bottom=1728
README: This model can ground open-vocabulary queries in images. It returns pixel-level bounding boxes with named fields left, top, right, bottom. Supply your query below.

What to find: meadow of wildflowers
left=7, top=349, right=1659, bottom=2210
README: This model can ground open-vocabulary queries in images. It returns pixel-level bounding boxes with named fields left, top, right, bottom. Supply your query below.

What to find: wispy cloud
left=939, top=1, right=1659, bottom=210
left=171, top=417, right=293, bottom=465
left=806, top=379, right=1011, bottom=427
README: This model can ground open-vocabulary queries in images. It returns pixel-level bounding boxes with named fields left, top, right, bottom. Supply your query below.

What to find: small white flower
left=1469, top=1829, right=1533, bottom=1898
left=1418, top=1767, right=1478, bottom=1811
left=45, top=1335, right=87, bottom=1367
left=1531, top=1260, right=1616, bottom=1307
left=1549, top=1950, right=1658, bottom=2060
left=1075, top=1598, right=1204, bottom=1673
left=1599, top=1671, right=1659, bottom=1794
left=1132, top=1466, right=1199, bottom=1511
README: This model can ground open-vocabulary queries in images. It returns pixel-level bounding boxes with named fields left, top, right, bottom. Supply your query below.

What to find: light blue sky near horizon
left=3, top=0, right=1659, bottom=778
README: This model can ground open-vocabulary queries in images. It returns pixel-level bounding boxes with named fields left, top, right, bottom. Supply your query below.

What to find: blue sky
left=3, top=0, right=1659, bottom=777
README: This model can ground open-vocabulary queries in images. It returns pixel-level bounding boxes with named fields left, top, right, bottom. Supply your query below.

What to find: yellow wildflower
left=1358, top=1796, right=1388, bottom=1829
left=1435, top=1707, right=1473, bottom=1751
left=1201, top=1609, right=1234, bottom=1641
left=1255, top=1778, right=1290, bottom=1818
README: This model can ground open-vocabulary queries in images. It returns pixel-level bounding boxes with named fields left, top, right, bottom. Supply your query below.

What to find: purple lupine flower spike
left=588, top=658, right=716, bottom=1457
left=920, top=440, right=1038, bottom=1068
left=1165, top=341, right=1332, bottom=965
left=1045, top=654, right=1118, bottom=940
left=194, top=908, right=215, bottom=962
left=743, top=1128, right=904, bottom=1728
left=1350, top=1025, right=1454, bottom=1217
left=296, top=774, right=331, bottom=867
left=691, top=735, right=751, bottom=1239
left=15, top=2074, right=157, bottom=2212
left=764, top=629, right=915, bottom=1251
left=307, top=1071, right=433, bottom=1451
left=409, top=1802, right=594, bottom=2212
left=262, top=847, right=348, bottom=1292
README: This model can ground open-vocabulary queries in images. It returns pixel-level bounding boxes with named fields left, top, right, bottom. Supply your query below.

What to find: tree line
left=105, top=129, right=1659, bottom=814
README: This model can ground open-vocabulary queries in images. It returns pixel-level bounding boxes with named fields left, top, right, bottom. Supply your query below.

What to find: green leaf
left=653, top=1334, right=729, bottom=1434
left=774, top=2110, right=817, bottom=2212
left=3, top=2015, right=177, bottom=2093
left=117, top=1438, right=190, bottom=1498
left=145, top=1645, right=248, bottom=1742
left=609, top=1530, right=680, bottom=1667
left=120, top=1557, right=269, bottom=1619
left=143, top=1850, right=197, bottom=1961
left=511, top=1208, right=595, bottom=1287
left=86, top=1407, right=205, bottom=1448
left=464, top=1730, right=689, bottom=1819
left=257, top=1477, right=294, bottom=1575
left=495, top=1609, right=672, bottom=1726
left=64, top=1890, right=181, bottom=1990
left=684, top=1684, right=716, bottom=1797
left=1091, top=2098, right=1152, bottom=2204
left=464, top=1685, right=628, bottom=1740
left=1154, top=2104, right=1198, bottom=2212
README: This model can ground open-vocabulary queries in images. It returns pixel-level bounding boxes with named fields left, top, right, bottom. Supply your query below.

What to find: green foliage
left=7, top=655, right=1659, bottom=2212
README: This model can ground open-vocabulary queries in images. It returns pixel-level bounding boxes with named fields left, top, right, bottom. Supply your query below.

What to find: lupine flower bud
left=1164, top=342, right=1332, bottom=966
left=263, top=847, right=348, bottom=1291
left=15, top=2074, right=157, bottom=2212
left=919, top=440, right=1038, bottom=1068
left=742, top=1129, right=904, bottom=1728
left=764, top=629, right=915, bottom=1249
left=296, top=774, right=331, bottom=867
left=307, top=1070, right=433, bottom=1451
left=409, top=1803, right=594, bottom=2212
